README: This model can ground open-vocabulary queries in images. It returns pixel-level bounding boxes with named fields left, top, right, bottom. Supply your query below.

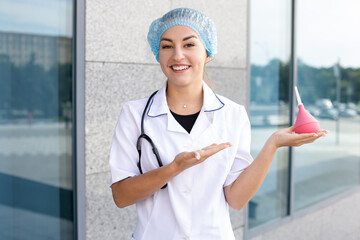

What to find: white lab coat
left=109, top=81, right=253, bottom=240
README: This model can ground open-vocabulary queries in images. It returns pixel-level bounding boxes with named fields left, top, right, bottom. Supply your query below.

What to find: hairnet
left=147, top=8, right=217, bottom=62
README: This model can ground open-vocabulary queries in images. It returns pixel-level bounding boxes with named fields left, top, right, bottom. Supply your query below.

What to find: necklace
left=166, top=96, right=202, bottom=110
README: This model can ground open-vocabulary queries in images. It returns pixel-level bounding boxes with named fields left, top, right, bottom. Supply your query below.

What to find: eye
left=185, top=43, right=195, bottom=48
left=161, top=45, right=172, bottom=49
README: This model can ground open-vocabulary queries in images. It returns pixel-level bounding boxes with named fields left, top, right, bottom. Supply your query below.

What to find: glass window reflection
left=248, top=0, right=291, bottom=229
left=0, top=0, right=74, bottom=239
left=294, top=0, right=360, bottom=211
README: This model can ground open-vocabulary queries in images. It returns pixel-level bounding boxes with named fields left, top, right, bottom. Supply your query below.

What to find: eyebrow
left=160, top=35, right=198, bottom=42
left=183, top=35, right=197, bottom=41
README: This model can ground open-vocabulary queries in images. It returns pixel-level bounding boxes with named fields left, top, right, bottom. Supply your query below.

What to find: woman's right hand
left=173, top=142, right=232, bottom=171
left=112, top=142, right=232, bottom=208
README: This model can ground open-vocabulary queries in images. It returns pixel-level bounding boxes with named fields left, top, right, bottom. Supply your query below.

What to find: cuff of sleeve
left=223, top=169, right=245, bottom=187
left=109, top=171, right=138, bottom=187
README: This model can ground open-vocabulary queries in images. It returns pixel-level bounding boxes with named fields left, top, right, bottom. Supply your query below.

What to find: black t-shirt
left=170, top=110, right=200, bottom=133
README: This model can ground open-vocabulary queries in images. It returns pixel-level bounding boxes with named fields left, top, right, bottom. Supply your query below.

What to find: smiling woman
left=159, top=26, right=211, bottom=115
left=108, top=7, right=327, bottom=240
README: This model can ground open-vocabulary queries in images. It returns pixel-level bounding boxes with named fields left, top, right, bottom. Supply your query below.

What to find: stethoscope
left=136, top=90, right=167, bottom=189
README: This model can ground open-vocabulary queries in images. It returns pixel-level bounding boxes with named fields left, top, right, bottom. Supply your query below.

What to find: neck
left=166, top=80, right=203, bottom=115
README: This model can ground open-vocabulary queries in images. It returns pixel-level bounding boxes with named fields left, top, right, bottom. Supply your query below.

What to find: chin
left=167, top=78, right=197, bottom=88
left=167, top=74, right=203, bottom=86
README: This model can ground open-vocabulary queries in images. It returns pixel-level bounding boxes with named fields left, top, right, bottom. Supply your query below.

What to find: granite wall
left=85, top=0, right=249, bottom=239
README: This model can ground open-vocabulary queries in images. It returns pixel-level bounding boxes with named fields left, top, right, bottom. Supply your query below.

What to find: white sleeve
left=109, top=102, right=141, bottom=187
left=224, top=106, right=254, bottom=187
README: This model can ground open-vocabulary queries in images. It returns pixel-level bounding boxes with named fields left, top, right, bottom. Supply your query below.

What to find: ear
left=205, top=55, right=212, bottom=64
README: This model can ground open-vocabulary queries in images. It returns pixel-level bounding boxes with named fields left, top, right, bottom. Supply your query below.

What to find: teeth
left=172, top=65, right=189, bottom=71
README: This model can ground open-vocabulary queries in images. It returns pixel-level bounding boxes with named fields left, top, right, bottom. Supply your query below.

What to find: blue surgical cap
left=147, top=8, right=218, bottom=62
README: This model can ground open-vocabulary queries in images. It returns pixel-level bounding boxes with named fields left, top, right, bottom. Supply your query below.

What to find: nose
left=172, top=46, right=185, bottom=61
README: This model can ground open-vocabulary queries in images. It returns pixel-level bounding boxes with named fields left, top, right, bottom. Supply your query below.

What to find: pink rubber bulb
left=294, top=104, right=320, bottom=134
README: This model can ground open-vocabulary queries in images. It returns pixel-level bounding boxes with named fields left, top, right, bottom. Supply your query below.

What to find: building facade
left=0, top=0, right=359, bottom=239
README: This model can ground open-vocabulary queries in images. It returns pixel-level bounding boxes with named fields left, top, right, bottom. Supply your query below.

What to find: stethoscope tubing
left=136, top=90, right=167, bottom=189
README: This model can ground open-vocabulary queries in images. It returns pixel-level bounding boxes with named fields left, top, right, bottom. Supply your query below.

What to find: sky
left=251, top=0, right=360, bottom=68
left=0, top=0, right=73, bottom=37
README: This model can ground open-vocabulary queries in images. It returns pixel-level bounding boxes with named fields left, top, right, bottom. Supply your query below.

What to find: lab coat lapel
left=146, top=81, right=225, bottom=135
left=146, top=83, right=168, bottom=118
left=189, top=111, right=213, bottom=139
left=146, top=82, right=188, bottom=134
left=190, top=82, right=225, bottom=139
left=167, top=111, right=188, bottom=134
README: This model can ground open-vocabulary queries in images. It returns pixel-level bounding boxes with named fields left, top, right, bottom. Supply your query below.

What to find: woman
left=109, top=8, right=327, bottom=240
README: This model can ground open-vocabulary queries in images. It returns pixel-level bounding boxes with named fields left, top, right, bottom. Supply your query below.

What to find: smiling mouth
left=171, top=65, right=190, bottom=71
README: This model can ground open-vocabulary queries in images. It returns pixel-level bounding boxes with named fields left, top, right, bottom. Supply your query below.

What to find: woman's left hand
left=269, top=126, right=328, bottom=148
left=225, top=126, right=327, bottom=210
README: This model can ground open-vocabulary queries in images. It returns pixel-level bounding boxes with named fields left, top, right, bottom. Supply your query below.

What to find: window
left=294, top=0, right=360, bottom=211
left=248, top=0, right=292, bottom=229
left=0, top=1, right=74, bottom=239
left=248, top=0, right=360, bottom=234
